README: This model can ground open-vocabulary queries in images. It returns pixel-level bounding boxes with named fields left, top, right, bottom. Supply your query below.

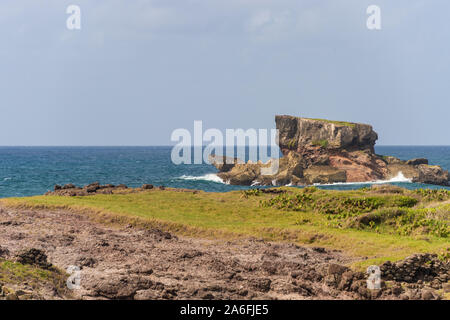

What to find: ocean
left=0, top=146, right=449, bottom=198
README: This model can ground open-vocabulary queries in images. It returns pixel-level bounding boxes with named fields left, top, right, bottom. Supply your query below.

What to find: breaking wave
left=178, top=174, right=226, bottom=184
left=178, top=172, right=412, bottom=187
left=313, top=172, right=412, bottom=186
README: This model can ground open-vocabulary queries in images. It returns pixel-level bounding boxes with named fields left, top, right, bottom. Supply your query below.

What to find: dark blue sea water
left=0, top=146, right=449, bottom=198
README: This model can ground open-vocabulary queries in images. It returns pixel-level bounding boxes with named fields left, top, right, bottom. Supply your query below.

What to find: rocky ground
left=0, top=204, right=448, bottom=300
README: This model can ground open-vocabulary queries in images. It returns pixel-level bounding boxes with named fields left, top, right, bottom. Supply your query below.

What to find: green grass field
left=2, top=185, right=449, bottom=270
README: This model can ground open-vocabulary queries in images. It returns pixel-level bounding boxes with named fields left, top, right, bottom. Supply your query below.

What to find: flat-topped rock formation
left=210, top=116, right=449, bottom=187
left=276, top=115, right=378, bottom=153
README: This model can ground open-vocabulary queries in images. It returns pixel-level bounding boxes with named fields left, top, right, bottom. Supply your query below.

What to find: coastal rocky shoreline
left=210, top=116, right=449, bottom=187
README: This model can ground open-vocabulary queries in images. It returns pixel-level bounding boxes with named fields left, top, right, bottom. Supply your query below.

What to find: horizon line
left=0, top=145, right=449, bottom=147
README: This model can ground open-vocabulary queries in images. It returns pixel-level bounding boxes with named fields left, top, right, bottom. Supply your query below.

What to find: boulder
left=381, top=155, right=405, bottom=165
left=415, top=165, right=449, bottom=186
left=0, top=246, right=9, bottom=258
left=85, top=182, right=100, bottom=191
left=303, top=166, right=347, bottom=184
left=16, top=248, right=52, bottom=269
left=406, top=158, right=428, bottom=166
left=208, top=155, right=243, bottom=172
left=217, top=163, right=261, bottom=185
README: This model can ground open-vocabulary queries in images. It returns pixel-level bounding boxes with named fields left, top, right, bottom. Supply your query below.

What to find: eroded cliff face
left=210, top=116, right=449, bottom=187
left=276, top=116, right=378, bottom=154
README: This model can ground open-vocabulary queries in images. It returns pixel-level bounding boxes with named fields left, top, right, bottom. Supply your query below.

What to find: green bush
left=261, top=193, right=313, bottom=211
left=241, top=189, right=262, bottom=198
left=391, top=196, right=418, bottom=208
left=314, top=196, right=385, bottom=215
left=414, top=189, right=450, bottom=201
left=394, top=208, right=449, bottom=237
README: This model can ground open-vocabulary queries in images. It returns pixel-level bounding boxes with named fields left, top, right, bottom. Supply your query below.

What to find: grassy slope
left=1, top=187, right=449, bottom=270
left=0, top=259, right=69, bottom=299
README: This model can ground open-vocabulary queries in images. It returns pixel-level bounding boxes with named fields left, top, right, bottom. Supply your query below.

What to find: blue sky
left=0, top=0, right=449, bottom=145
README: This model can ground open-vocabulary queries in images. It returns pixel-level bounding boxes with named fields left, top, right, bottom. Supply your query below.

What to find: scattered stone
left=5, top=293, right=19, bottom=300
left=16, top=248, right=52, bottom=269
left=85, top=182, right=101, bottom=192
left=399, top=293, right=409, bottom=300
left=380, top=253, right=448, bottom=283
left=260, top=188, right=286, bottom=194
left=45, top=182, right=135, bottom=196
left=142, top=184, right=154, bottom=190
left=249, top=279, right=271, bottom=292
left=406, top=158, right=428, bottom=166
left=312, top=247, right=326, bottom=253
left=15, top=290, right=26, bottom=296
left=179, top=250, right=203, bottom=259
left=328, top=264, right=349, bottom=276
left=201, top=293, right=215, bottom=300
left=0, top=246, right=9, bottom=258
left=421, top=290, right=435, bottom=300
left=443, top=283, right=450, bottom=293
left=76, top=256, right=97, bottom=268
left=392, top=285, right=403, bottom=296
left=92, top=275, right=152, bottom=299
left=98, top=240, right=109, bottom=247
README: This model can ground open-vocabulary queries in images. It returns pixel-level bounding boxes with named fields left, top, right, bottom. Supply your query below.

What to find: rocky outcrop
left=211, top=116, right=449, bottom=186
left=46, top=183, right=200, bottom=197
left=49, top=182, right=130, bottom=196
left=406, top=158, right=428, bottom=166
left=16, top=248, right=52, bottom=270
left=303, top=166, right=347, bottom=184
left=385, top=161, right=449, bottom=185
left=380, top=253, right=449, bottom=285
left=276, top=115, right=378, bottom=153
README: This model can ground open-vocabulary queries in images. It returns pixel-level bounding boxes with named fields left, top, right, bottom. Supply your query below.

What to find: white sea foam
left=178, top=172, right=412, bottom=187
left=178, top=174, right=226, bottom=184
left=383, top=172, right=412, bottom=183
left=313, top=172, right=412, bottom=186
left=3, top=177, right=11, bottom=181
